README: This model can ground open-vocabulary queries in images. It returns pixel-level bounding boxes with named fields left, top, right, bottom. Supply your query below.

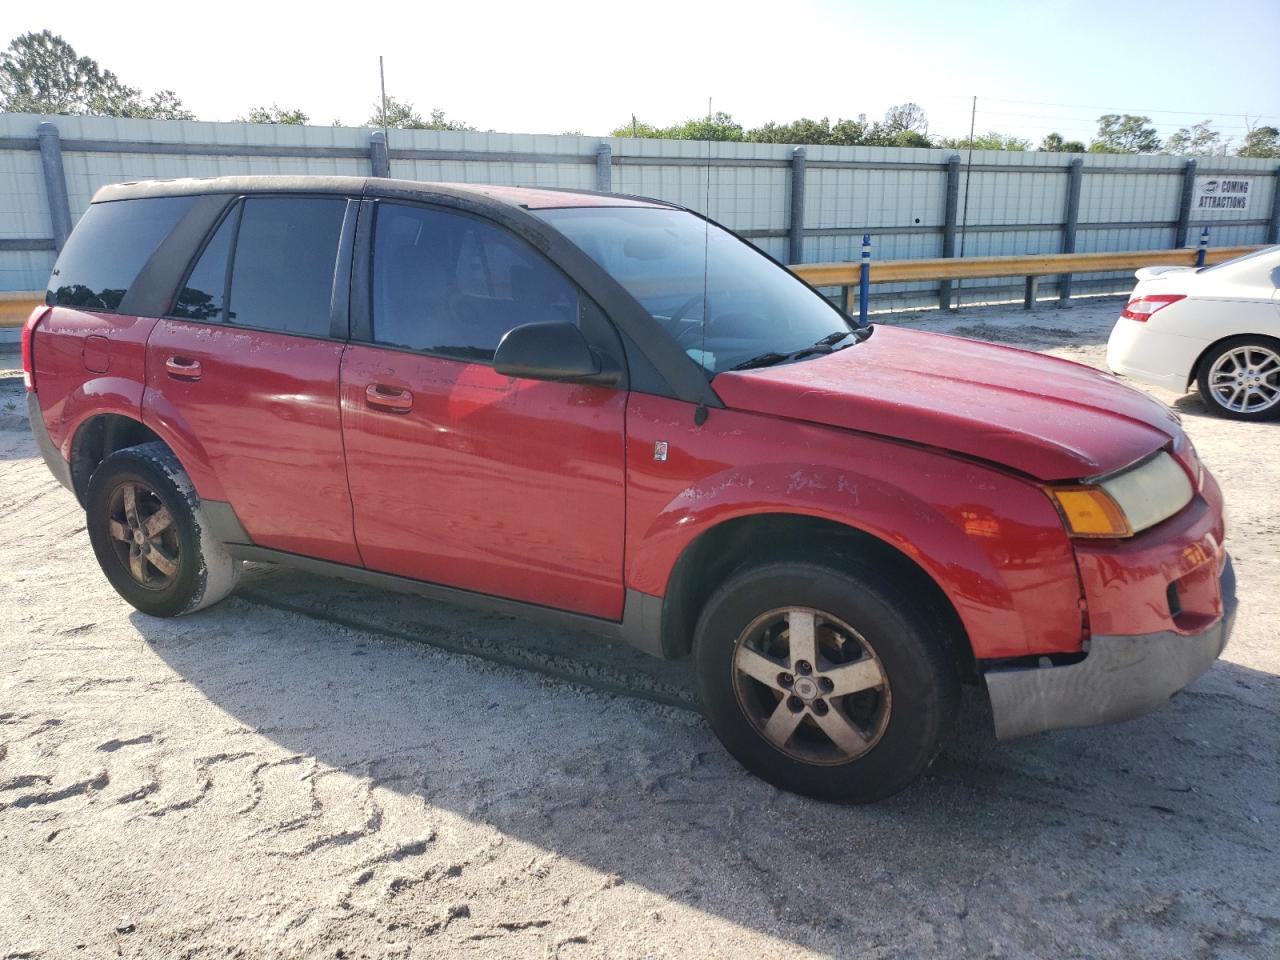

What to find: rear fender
left=56, top=376, right=149, bottom=457
left=57, top=385, right=227, bottom=505
left=138, top=387, right=229, bottom=502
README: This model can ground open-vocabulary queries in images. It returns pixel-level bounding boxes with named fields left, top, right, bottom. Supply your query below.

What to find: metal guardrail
left=0, top=244, right=1264, bottom=329
left=791, top=244, right=1263, bottom=312
left=0, top=292, right=37, bottom=329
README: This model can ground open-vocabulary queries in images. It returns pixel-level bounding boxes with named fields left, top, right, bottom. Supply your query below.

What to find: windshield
left=535, top=207, right=853, bottom=375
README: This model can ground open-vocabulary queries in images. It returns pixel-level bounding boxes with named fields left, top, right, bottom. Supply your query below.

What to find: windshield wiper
left=730, top=351, right=793, bottom=371
left=729, top=327, right=873, bottom=371
left=816, top=330, right=854, bottom=346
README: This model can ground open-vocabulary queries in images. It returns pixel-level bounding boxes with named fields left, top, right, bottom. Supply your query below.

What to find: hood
left=711, top=326, right=1180, bottom=481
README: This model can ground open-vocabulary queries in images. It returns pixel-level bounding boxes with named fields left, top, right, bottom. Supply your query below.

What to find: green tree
left=880, top=102, right=928, bottom=137
left=421, top=107, right=475, bottom=132
left=612, top=104, right=932, bottom=148
left=610, top=111, right=743, bottom=141
left=744, top=116, right=872, bottom=146
left=367, top=97, right=474, bottom=131
left=829, top=116, right=872, bottom=145
left=861, top=103, right=933, bottom=148
left=862, top=125, right=932, bottom=148
left=940, top=131, right=1030, bottom=151
left=1165, top=120, right=1226, bottom=156
left=88, top=85, right=193, bottom=120
left=612, top=116, right=668, bottom=138
left=669, top=111, right=744, bottom=141
left=1238, top=125, right=1280, bottom=158
left=1089, top=113, right=1161, bottom=153
left=239, top=104, right=310, bottom=125
left=1039, top=132, right=1086, bottom=153
left=368, top=95, right=423, bottom=128
left=747, top=116, right=837, bottom=144
left=0, top=29, right=193, bottom=119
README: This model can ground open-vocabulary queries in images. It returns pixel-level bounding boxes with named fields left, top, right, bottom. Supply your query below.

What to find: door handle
left=365, top=383, right=413, bottom=413
left=165, top=356, right=202, bottom=381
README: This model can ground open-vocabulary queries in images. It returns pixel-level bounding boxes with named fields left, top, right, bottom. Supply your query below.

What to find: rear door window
left=47, top=196, right=196, bottom=313
left=225, top=197, right=347, bottom=336
left=371, top=202, right=579, bottom=360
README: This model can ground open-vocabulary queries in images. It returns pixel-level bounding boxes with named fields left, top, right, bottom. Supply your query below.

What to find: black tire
left=1195, top=335, right=1280, bottom=421
left=85, top=441, right=241, bottom=617
left=694, top=558, right=960, bottom=803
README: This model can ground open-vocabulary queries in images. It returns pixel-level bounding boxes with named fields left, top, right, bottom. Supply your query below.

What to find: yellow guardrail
left=789, top=245, right=1261, bottom=288
left=0, top=292, right=40, bottom=328
left=0, top=244, right=1265, bottom=328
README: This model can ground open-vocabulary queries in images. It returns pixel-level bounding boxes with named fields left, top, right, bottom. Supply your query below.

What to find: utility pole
left=378, top=56, right=390, bottom=151
left=956, top=95, right=977, bottom=309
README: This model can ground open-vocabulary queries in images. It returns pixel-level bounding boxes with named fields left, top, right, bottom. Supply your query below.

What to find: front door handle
left=365, top=383, right=413, bottom=413
left=165, top=356, right=202, bottom=381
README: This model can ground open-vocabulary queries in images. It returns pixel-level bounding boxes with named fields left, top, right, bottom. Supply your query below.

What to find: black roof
left=92, top=176, right=670, bottom=211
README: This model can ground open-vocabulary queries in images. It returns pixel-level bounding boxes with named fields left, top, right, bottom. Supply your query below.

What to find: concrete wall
left=2, top=112, right=1277, bottom=309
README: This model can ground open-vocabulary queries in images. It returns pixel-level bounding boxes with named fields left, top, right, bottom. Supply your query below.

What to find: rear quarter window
left=46, top=196, right=196, bottom=313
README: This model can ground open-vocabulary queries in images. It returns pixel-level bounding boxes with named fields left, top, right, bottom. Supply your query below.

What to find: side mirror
left=493, top=322, right=619, bottom=385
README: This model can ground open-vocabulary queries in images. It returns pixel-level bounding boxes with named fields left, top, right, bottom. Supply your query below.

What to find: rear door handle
left=365, top=383, right=413, bottom=413
left=165, top=356, right=202, bottom=381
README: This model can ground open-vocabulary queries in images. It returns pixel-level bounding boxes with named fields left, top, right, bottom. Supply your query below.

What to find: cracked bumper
left=986, top=556, right=1237, bottom=740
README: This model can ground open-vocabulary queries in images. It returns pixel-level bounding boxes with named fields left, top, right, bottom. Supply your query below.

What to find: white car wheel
left=1197, top=336, right=1280, bottom=421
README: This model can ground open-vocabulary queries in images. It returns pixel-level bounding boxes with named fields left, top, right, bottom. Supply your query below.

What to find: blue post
left=1196, top=227, right=1209, bottom=267
left=858, top=234, right=871, bottom=327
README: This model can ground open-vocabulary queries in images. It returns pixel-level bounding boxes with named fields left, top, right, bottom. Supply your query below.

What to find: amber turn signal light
left=1047, top=486, right=1133, bottom=538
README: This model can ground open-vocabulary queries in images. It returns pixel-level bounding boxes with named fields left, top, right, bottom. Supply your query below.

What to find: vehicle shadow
left=1171, top=390, right=1280, bottom=426
left=133, top=574, right=1279, bottom=956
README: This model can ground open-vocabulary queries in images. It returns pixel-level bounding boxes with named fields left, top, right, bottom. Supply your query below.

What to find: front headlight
left=1048, top=452, right=1194, bottom=538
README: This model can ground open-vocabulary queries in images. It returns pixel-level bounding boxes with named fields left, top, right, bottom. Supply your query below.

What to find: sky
left=3, top=0, right=1279, bottom=148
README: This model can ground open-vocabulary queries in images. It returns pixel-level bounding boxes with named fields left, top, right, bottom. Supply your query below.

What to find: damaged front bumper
left=985, top=555, right=1237, bottom=740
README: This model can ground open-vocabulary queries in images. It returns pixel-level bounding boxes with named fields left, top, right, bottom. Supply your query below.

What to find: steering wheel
left=665, top=295, right=707, bottom=349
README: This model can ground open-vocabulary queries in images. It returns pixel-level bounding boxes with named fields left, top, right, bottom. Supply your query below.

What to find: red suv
left=24, top=177, right=1236, bottom=802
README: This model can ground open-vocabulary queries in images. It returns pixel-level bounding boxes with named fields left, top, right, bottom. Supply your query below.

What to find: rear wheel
left=86, top=442, right=241, bottom=617
left=694, top=559, right=960, bottom=803
left=1196, top=336, right=1280, bottom=421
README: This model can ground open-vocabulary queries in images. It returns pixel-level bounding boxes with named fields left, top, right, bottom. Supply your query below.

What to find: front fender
left=624, top=397, right=1084, bottom=660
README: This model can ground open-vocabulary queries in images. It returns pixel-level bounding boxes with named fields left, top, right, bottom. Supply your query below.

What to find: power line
left=973, top=108, right=1263, bottom=131
left=975, top=95, right=1278, bottom=121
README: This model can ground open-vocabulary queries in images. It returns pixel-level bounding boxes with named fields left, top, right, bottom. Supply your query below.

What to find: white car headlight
left=1100, top=452, right=1194, bottom=534
left=1048, top=451, right=1194, bottom=538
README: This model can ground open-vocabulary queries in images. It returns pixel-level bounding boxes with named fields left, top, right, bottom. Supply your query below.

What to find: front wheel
left=85, top=441, right=241, bottom=617
left=694, top=559, right=960, bottom=803
left=1196, top=336, right=1280, bottom=421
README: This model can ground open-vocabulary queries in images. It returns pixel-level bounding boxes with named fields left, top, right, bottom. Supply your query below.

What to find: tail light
left=21, top=305, right=51, bottom=392
left=1121, top=294, right=1185, bottom=322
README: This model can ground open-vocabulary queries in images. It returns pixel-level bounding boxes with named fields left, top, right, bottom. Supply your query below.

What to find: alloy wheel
left=731, top=607, right=891, bottom=765
left=105, top=481, right=180, bottom=590
left=1206, top=344, right=1280, bottom=415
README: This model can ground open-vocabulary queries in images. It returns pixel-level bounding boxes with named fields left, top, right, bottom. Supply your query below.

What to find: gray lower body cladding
left=985, top=556, right=1237, bottom=740
left=27, top=392, right=73, bottom=491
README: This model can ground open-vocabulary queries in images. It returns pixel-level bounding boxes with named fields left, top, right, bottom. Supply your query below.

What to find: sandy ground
left=0, top=300, right=1277, bottom=960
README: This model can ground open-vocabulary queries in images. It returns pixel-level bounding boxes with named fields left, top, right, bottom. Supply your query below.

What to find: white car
left=1106, top=245, right=1280, bottom=420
